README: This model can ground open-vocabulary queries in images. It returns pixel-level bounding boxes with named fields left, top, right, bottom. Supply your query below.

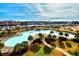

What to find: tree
left=21, top=41, right=28, bottom=53
left=75, top=32, right=79, bottom=41
left=64, top=33, right=69, bottom=37
left=28, top=35, right=33, bottom=41
left=50, top=31, right=54, bottom=35
left=59, top=36, right=67, bottom=41
left=38, top=33, right=44, bottom=40
left=72, top=38, right=78, bottom=43
left=32, top=38, right=42, bottom=44
left=59, top=32, right=63, bottom=36
left=47, top=34, right=52, bottom=39
left=52, top=35, right=56, bottom=39
left=44, top=46, right=52, bottom=54
left=0, top=43, right=4, bottom=49
left=12, top=41, right=28, bottom=56
left=75, top=32, right=79, bottom=38
left=45, top=38, right=51, bottom=44
left=48, top=34, right=56, bottom=42
left=46, top=34, right=56, bottom=44
left=13, top=43, right=23, bottom=55
left=31, top=45, right=41, bottom=53
left=0, top=31, right=6, bottom=37
left=72, top=32, right=79, bottom=43
left=22, top=41, right=28, bottom=48
left=0, top=51, right=2, bottom=56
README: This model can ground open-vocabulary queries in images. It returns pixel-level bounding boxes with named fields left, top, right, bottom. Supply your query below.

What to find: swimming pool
left=4, top=30, right=75, bottom=47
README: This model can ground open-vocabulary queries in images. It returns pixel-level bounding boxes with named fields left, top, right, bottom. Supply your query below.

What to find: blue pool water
left=4, top=30, right=75, bottom=47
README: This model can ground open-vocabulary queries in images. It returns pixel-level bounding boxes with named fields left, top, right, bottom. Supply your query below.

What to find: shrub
left=65, top=42, right=72, bottom=48
left=44, top=46, right=52, bottom=54
left=31, top=45, right=41, bottom=53
left=59, top=42, right=65, bottom=49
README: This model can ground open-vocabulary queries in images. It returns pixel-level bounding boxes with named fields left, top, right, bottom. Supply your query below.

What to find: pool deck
left=1, top=46, right=13, bottom=56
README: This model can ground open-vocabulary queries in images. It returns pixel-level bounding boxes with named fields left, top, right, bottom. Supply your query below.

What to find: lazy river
left=4, top=30, right=75, bottom=47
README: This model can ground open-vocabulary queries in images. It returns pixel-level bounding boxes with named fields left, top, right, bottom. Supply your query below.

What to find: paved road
left=55, top=47, right=71, bottom=56
left=42, top=39, right=52, bottom=48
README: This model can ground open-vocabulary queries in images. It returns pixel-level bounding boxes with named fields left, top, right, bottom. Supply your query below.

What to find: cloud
left=0, top=3, right=79, bottom=21
left=34, top=3, right=79, bottom=18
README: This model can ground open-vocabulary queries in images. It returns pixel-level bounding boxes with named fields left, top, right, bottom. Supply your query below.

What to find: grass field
left=23, top=44, right=49, bottom=56
left=23, top=39, right=79, bottom=56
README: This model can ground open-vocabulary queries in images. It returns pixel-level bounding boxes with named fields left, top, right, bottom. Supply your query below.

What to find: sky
left=0, top=3, right=79, bottom=21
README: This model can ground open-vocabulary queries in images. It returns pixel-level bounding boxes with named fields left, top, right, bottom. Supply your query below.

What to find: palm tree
left=28, top=35, right=33, bottom=41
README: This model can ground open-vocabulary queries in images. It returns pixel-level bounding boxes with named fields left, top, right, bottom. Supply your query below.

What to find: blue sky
left=0, top=3, right=79, bottom=21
